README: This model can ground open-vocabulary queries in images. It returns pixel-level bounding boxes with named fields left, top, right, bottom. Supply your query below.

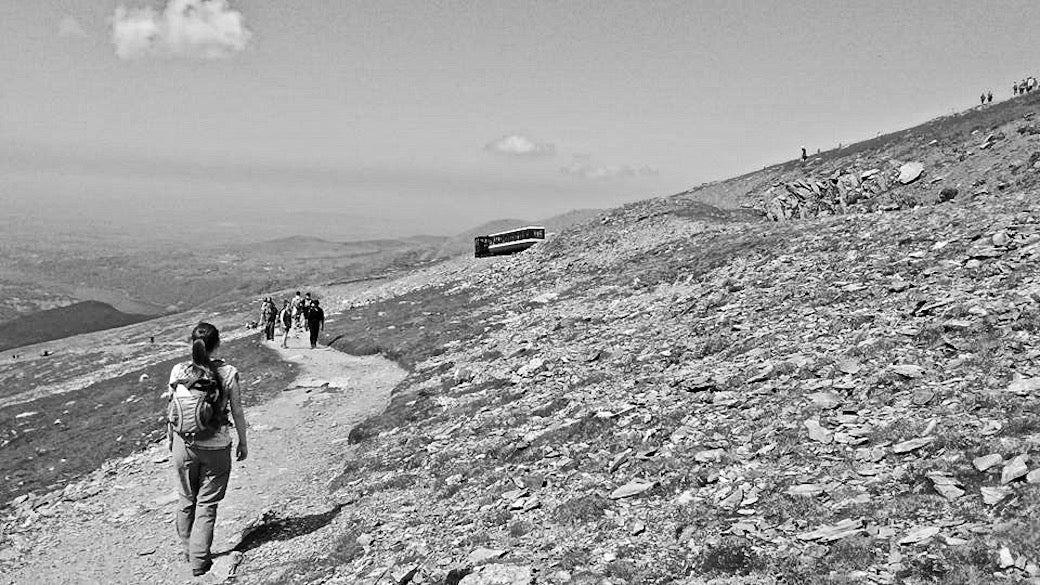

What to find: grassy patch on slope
left=0, top=334, right=295, bottom=503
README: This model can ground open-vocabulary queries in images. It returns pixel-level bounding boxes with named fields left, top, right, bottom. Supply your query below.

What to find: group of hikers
left=1014, top=77, right=1038, bottom=96
left=257, top=291, right=325, bottom=350
left=978, top=77, right=1040, bottom=106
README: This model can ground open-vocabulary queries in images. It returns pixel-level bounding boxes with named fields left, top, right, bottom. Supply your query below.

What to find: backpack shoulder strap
left=212, top=362, right=236, bottom=423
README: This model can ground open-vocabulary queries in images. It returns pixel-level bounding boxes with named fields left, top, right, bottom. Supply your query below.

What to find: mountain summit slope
left=679, top=90, right=1040, bottom=219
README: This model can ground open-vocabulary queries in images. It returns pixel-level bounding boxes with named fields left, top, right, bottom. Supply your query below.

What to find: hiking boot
left=192, top=559, right=212, bottom=577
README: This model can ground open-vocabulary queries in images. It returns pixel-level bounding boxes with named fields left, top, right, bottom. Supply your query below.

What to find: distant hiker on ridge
left=801, top=146, right=807, bottom=162
left=987, top=91, right=993, bottom=104
left=165, top=322, right=248, bottom=577
left=306, top=299, right=325, bottom=349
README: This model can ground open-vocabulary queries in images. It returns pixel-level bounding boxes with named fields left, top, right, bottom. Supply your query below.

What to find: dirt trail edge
left=2, top=335, right=405, bottom=585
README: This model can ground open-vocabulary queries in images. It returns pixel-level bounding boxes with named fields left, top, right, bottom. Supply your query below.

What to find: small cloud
left=485, top=134, right=556, bottom=157
left=560, top=158, right=659, bottom=180
left=58, top=16, right=87, bottom=39
left=111, top=0, right=252, bottom=60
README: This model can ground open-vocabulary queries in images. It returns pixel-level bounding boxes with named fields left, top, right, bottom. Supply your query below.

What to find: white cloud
left=485, top=134, right=556, bottom=157
left=58, top=16, right=87, bottom=39
left=111, top=0, right=252, bottom=60
left=560, top=158, right=659, bottom=180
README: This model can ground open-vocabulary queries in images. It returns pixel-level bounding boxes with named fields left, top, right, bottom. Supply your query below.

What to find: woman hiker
left=279, top=299, right=293, bottom=348
left=166, top=322, right=248, bottom=576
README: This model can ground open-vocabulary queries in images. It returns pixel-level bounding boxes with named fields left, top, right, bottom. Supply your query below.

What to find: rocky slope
left=244, top=96, right=1040, bottom=584
left=290, top=190, right=1040, bottom=585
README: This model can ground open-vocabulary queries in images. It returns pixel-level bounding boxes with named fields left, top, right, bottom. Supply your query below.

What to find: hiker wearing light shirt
left=166, top=322, right=248, bottom=577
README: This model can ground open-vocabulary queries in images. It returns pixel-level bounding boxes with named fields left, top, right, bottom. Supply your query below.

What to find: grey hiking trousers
left=172, top=437, right=231, bottom=571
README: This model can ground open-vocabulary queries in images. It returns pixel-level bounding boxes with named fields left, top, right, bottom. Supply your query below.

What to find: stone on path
left=210, top=551, right=244, bottom=582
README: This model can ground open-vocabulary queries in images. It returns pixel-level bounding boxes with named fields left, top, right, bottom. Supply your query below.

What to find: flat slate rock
left=609, top=480, right=657, bottom=500
left=459, top=564, right=534, bottom=585
left=835, top=359, right=862, bottom=374
left=981, top=486, right=1012, bottom=505
left=797, top=518, right=863, bottom=542
left=804, top=419, right=833, bottom=444
left=808, top=391, right=841, bottom=409
left=1001, top=454, right=1030, bottom=484
left=973, top=453, right=1003, bottom=471
left=892, top=436, right=933, bottom=454
left=786, top=484, right=825, bottom=497
left=1007, top=377, right=1040, bottom=395
left=468, top=547, right=508, bottom=565
left=890, top=364, right=926, bottom=378
left=899, top=525, right=940, bottom=545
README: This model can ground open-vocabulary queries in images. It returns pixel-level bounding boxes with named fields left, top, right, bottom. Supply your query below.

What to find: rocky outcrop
left=763, top=162, right=926, bottom=221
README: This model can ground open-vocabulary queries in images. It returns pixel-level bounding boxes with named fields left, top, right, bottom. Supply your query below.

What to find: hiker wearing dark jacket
left=167, top=322, right=248, bottom=577
left=260, top=298, right=277, bottom=341
left=306, top=299, right=325, bottom=349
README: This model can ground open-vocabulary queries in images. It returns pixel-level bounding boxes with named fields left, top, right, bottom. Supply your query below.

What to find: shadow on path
left=232, top=504, right=344, bottom=554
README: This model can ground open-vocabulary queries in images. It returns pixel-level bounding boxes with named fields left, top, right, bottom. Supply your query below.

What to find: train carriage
left=474, top=226, right=545, bottom=258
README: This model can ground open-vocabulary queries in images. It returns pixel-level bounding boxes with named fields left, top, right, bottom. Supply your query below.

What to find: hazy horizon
left=5, top=1, right=1040, bottom=243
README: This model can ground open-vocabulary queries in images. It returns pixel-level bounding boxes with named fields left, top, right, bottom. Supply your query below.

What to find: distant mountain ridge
left=0, top=300, right=153, bottom=353
left=235, top=208, right=604, bottom=265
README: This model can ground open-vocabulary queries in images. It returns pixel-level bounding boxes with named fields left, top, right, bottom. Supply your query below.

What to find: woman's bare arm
left=228, top=373, right=248, bottom=460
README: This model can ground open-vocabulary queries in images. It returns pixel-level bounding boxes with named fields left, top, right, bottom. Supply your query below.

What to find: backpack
left=167, top=362, right=228, bottom=438
left=281, top=307, right=292, bottom=327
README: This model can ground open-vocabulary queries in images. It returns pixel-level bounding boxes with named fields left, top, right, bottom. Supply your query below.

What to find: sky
left=3, top=0, right=1040, bottom=243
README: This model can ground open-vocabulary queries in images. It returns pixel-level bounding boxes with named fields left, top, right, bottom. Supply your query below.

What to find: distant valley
left=0, top=208, right=602, bottom=352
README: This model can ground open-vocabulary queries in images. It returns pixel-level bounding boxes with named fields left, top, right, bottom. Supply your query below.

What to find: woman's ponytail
left=189, top=322, right=223, bottom=389
left=191, top=338, right=210, bottom=367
